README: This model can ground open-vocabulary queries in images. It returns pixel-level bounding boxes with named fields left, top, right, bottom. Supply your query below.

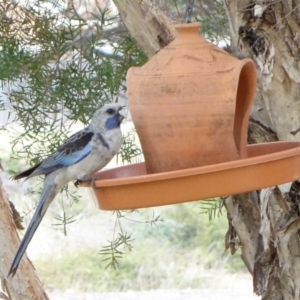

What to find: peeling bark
left=224, top=192, right=261, bottom=274
left=225, top=0, right=300, bottom=140
left=224, top=1, right=300, bottom=299
left=252, top=185, right=300, bottom=300
left=248, top=118, right=278, bottom=144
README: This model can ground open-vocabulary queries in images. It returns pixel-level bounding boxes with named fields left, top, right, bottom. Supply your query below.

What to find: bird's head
left=89, top=103, right=126, bottom=132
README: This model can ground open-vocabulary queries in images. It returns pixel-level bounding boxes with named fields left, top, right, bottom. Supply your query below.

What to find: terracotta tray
left=82, top=141, right=300, bottom=210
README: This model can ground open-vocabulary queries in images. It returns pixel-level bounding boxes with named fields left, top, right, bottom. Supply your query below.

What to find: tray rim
left=87, top=141, right=300, bottom=188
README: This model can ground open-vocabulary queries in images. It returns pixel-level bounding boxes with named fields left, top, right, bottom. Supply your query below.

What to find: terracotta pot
left=127, top=23, right=257, bottom=174
left=82, top=141, right=300, bottom=210
left=80, top=23, right=300, bottom=210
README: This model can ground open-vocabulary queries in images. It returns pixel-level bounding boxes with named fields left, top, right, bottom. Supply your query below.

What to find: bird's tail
left=8, top=181, right=58, bottom=277
left=14, top=162, right=41, bottom=180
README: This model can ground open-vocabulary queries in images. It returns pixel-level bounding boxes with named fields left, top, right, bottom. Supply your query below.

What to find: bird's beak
left=118, top=106, right=127, bottom=122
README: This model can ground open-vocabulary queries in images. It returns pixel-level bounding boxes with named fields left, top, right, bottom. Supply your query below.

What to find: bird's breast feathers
left=93, top=128, right=122, bottom=154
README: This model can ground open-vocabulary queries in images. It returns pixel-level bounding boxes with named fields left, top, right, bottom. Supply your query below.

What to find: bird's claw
left=74, top=179, right=82, bottom=187
left=74, top=176, right=97, bottom=188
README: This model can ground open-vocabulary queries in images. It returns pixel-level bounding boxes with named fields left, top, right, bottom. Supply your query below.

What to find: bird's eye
left=106, top=108, right=115, bottom=115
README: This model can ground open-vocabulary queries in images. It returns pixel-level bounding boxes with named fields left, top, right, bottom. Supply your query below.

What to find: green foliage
left=196, top=1, right=229, bottom=45
left=99, top=232, right=134, bottom=269
left=53, top=212, right=77, bottom=236
left=119, top=130, right=143, bottom=164
left=199, top=198, right=224, bottom=221
left=98, top=209, right=163, bottom=269
left=0, top=1, right=147, bottom=164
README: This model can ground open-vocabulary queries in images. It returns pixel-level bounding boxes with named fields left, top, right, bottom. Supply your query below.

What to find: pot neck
left=173, top=23, right=203, bottom=44
left=175, top=23, right=200, bottom=38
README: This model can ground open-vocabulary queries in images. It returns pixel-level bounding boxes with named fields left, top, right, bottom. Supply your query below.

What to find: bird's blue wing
left=29, top=129, right=94, bottom=177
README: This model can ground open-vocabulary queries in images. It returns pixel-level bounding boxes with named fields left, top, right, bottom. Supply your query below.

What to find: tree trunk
left=0, top=166, right=48, bottom=300
left=113, top=0, right=300, bottom=299
left=224, top=1, right=300, bottom=299
left=113, top=0, right=175, bottom=57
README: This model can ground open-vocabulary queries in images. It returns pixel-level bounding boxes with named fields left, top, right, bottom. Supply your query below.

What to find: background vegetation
left=35, top=203, right=246, bottom=292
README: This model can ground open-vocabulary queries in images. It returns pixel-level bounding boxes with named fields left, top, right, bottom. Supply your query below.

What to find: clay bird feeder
left=82, top=23, right=300, bottom=210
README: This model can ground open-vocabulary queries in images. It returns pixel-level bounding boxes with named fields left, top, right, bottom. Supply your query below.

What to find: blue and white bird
left=8, top=103, right=125, bottom=277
